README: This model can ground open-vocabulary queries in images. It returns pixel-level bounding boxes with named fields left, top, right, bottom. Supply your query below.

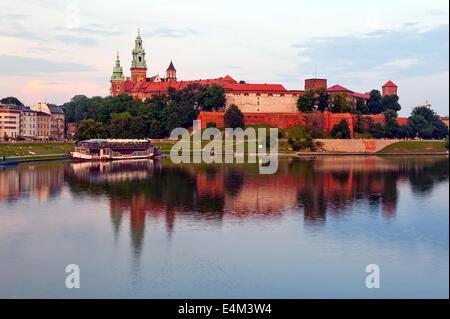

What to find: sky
left=0, top=0, right=448, bottom=116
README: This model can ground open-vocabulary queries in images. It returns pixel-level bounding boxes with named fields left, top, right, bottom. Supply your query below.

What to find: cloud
left=0, top=55, right=94, bottom=75
left=291, top=24, right=449, bottom=80
left=25, top=80, right=49, bottom=89
left=53, top=34, right=98, bottom=46
left=381, top=58, right=419, bottom=69
left=147, top=27, right=199, bottom=38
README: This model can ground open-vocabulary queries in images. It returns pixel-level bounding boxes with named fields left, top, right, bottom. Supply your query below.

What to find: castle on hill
left=110, top=31, right=398, bottom=118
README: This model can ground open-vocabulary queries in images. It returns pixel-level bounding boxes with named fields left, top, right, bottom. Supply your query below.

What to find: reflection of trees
left=293, top=157, right=449, bottom=225
left=62, top=156, right=449, bottom=263
left=407, top=159, right=449, bottom=194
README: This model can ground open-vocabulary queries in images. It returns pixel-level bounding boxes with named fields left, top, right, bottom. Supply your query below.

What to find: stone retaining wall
left=315, top=139, right=399, bottom=153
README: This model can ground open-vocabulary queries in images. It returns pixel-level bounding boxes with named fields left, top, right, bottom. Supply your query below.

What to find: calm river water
left=0, top=156, right=448, bottom=298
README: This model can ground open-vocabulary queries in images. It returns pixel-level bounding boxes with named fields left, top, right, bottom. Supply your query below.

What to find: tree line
left=297, top=88, right=401, bottom=115
left=330, top=107, right=448, bottom=139
left=65, top=83, right=226, bottom=141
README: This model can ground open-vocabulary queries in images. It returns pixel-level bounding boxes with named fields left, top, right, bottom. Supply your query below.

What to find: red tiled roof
left=327, top=85, right=353, bottom=93
left=223, top=83, right=286, bottom=92
left=383, top=80, right=397, bottom=87
left=124, top=78, right=134, bottom=92
left=353, top=92, right=370, bottom=99
left=131, top=77, right=226, bottom=93
left=223, top=75, right=236, bottom=83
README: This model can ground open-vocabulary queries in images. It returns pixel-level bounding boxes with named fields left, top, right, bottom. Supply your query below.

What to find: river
left=0, top=156, right=448, bottom=298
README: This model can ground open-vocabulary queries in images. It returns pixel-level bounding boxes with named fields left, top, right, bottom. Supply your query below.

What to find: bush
left=331, top=119, right=351, bottom=139
left=16, top=135, right=25, bottom=141
left=288, top=134, right=317, bottom=151
left=224, top=104, right=244, bottom=129
left=371, top=123, right=385, bottom=139
left=206, top=121, right=216, bottom=128
left=3, top=133, right=9, bottom=141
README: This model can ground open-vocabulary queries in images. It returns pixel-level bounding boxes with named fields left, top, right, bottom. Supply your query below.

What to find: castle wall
left=197, top=111, right=408, bottom=137
left=225, top=93, right=300, bottom=113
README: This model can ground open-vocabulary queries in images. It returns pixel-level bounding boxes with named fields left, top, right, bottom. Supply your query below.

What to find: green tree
left=224, top=104, right=244, bottom=129
left=355, top=98, right=369, bottom=114
left=371, top=123, right=385, bottom=139
left=330, top=119, right=351, bottom=139
left=316, top=87, right=330, bottom=112
left=3, top=133, right=9, bottom=141
left=367, top=90, right=383, bottom=114
left=297, top=89, right=315, bottom=112
left=109, top=112, right=131, bottom=138
left=74, top=119, right=107, bottom=141
left=330, top=92, right=348, bottom=113
left=167, top=112, right=181, bottom=133
left=201, top=84, right=226, bottom=111
left=407, top=107, right=449, bottom=139
left=0, top=96, right=23, bottom=106
left=149, top=120, right=163, bottom=139
left=381, top=94, right=401, bottom=112
left=384, top=110, right=401, bottom=138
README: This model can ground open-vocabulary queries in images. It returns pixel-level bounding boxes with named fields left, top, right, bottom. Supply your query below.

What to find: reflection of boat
left=72, top=139, right=157, bottom=162
left=68, top=159, right=156, bottom=183
left=0, top=160, right=18, bottom=166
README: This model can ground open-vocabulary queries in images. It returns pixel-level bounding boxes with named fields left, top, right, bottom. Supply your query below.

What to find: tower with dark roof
left=166, top=61, right=177, bottom=83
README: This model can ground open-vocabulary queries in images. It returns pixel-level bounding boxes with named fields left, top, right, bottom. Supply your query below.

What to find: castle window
left=139, top=57, right=142, bottom=62
left=117, top=85, right=120, bottom=90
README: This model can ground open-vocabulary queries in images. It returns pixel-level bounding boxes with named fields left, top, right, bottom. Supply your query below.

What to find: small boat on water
left=72, top=139, right=158, bottom=162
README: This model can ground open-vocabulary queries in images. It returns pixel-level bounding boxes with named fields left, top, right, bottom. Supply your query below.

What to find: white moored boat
left=72, top=139, right=158, bottom=162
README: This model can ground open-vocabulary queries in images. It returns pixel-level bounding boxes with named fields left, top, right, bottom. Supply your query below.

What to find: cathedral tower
left=130, top=29, right=147, bottom=83
left=166, top=61, right=177, bottom=83
left=110, top=51, right=125, bottom=96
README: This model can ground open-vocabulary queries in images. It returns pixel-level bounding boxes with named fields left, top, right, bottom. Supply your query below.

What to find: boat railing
left=103, top=147, right=154, bottom=158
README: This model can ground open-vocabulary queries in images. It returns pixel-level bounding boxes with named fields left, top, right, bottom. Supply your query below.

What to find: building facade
left=20, top=107, right=37, bottom=139
left=31, top=103, right=65, bottom=140
left=0, top=104, right=21, bottom=139
left=35, top=112, right=51, bottom=139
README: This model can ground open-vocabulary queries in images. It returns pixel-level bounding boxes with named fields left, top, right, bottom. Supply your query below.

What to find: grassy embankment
left=154, top=124, right=308, bottom=154
left=378, top=141, right=448, bottom=154
left=0, top=143, right=74, bottom=161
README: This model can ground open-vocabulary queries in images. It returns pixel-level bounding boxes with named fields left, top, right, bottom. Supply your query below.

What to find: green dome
left=111, top=51, right=125, bottom=82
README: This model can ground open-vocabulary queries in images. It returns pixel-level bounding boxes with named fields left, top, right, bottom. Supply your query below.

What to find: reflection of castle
left=63, top=157, right=448, bottom=262
left=0, top=163, right=64, bottom=202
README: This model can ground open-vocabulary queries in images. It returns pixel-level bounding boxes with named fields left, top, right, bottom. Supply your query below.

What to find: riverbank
left=0, top=143, right=74, bottom=157
left=1, top=140, right=447, bottom=165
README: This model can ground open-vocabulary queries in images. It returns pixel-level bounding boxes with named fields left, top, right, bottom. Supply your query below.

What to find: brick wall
left=197, top=111, right=408, bottom=137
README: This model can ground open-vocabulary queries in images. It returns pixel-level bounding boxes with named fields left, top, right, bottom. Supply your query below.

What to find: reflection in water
left=0, top=156, right=448, bottom=297
left=0, top=162, right=64, bottom=202
left=59, top=157, right=449, bottom=265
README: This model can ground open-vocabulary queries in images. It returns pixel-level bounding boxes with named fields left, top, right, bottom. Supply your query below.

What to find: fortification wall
left=197, top=111, right=408, bottom=138
left=315, top=139, right=399, bottom=153
left=225, top=93, right=299, bottom=113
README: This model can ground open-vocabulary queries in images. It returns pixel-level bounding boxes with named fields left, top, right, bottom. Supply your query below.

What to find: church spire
left=111, top=50, right=124, bottom=81
left=166, top=60, right=176, bottom=82
left=131, top=29, right=147, bottom=82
